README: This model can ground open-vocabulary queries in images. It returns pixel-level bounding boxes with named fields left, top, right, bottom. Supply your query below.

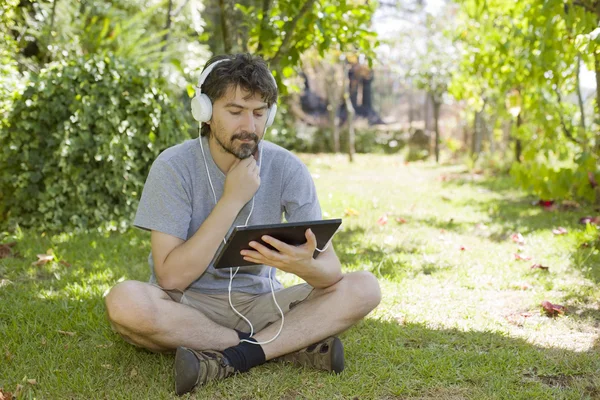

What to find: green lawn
left=1, top=154, right=599, bottom=399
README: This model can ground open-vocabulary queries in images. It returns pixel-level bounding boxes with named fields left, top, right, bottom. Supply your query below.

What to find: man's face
left=209, top=85, right=269, bottom=159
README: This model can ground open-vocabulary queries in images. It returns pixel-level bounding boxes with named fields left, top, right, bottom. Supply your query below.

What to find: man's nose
left=241, top=111, right=256, bottom=133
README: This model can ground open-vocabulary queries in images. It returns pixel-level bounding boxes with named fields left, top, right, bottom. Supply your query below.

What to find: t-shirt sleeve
left=133, top=157, right=192, bottom=240
left=281, top=160, right=322, bottom=223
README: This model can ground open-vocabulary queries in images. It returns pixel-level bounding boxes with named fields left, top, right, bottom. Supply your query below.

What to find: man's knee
left=340, top=271, right=381, bottom=317
left=104, top=280, right=160, bottom=334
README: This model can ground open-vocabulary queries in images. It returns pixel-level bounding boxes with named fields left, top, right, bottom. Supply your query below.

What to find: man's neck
left=207, top=135, right=236, bottom=174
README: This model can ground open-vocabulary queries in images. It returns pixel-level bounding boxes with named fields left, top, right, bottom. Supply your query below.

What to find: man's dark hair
left=199, top=53, right=278, bottom=137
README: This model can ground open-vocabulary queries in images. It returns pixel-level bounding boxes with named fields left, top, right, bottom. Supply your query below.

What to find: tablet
left=212, top=219, right=342, bottom=269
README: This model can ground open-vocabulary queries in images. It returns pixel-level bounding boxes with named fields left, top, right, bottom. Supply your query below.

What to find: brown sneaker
left=174, top=347, right=237, bottom=396
left=275, top=336, right=344, bottom=374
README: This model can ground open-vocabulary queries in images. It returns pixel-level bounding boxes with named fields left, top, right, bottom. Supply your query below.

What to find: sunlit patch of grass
left=1, top=154, right=599, bottom=398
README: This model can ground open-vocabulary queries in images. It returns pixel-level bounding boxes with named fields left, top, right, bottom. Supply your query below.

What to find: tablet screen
left=212, top=219, right=342, bottom=269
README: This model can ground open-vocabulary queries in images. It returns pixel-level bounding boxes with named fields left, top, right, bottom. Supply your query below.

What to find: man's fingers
left=248, top=241, right=284, bottom=261
left=305, top=229, right=317, bottom=249
left=228, top=158, right=241, bottom=172
left=261, top=235, right=289, bottom=253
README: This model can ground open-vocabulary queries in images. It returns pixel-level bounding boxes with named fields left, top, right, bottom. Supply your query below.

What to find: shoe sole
left=174, top=346, right=199, bottom=396
left=330, top=337, right=344, bottom=374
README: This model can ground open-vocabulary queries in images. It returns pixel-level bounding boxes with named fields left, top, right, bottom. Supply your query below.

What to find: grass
left=1, top=153, right=600, bottom=399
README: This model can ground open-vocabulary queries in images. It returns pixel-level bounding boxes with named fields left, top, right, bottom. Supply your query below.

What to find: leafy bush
left=0, top=53, right=191, bottom=232
left=510, top=152, right=598, bottom=202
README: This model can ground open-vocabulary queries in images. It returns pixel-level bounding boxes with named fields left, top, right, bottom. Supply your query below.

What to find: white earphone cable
left=199, top=131, right=284, bottom=345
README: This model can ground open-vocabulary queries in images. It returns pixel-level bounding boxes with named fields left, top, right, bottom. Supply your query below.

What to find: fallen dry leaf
left=26, top=379, right=36, bottom=386
left=514, top=253, right=533, bottom=261
left=57, top=330, right=76, bottom=336
left=537, top=200, right=555, bottom=210
left=32, top=249, right=55, bottom=266
left=511, top=281, right=532, bottom=290
left=589, top=172, right=598, bottom=189
left=561, top=200, right=580, bottom=210
left=376, top=214, right=388, bottom=226
left=0, top=242, right=16, bottom=259
left=130, top=368, right=138, bottom=378
left=552, top=227, right=568, bottom=235
left=0, top=279, right=13, bottom=288
left=102, top=364, right=112, bottom=369
left=511, top=233, right=525, bottom=245
left=530, top=263, right=549, bottom=271
left=0, top=388, right=14, bottom=400
left=344, top=208, right=360, bottom=217
left=395, top=217, right=407, bottom=224
left=541, top=300, right=566, bottom=317
left=4, top=348, right=14, bottom=361
left=504, top=311, right=533, bottom=326
left=579, top=216, right=600, bottom=226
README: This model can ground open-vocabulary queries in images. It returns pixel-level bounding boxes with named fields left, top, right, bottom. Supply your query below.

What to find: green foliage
left=0, top=53, right=191, bottom=232
left=215, top=0, right=378, bottom=91
left=452, top=0, right=600, bottom=202
left=511, top=152, right=598, bottom=202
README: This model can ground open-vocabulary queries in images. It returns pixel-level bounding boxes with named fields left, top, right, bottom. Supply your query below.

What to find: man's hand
left=223, top=157, right=260, bottom=207
left=240, top=228, right=318, bottom=274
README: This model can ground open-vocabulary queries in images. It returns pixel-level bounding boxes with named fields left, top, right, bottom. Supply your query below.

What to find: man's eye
left=230, top=111, right=241, bottom=115
left=254, top=113, right=264, bottom=117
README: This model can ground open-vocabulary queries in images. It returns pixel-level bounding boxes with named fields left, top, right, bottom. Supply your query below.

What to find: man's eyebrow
left=224, top=102, right=268, bottom=110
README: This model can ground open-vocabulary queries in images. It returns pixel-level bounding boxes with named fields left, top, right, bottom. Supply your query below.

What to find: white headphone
left=191, top=58, right=278, bottom=129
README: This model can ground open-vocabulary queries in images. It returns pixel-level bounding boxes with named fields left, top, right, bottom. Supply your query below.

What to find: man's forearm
left=156, top=197, right=244, bottom=290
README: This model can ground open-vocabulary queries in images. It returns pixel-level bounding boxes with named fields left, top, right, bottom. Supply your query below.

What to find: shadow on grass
left=334, top=226, right=430, bottom=280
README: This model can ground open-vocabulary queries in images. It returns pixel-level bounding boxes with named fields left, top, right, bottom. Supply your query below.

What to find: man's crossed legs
left=104, top=271, right=381, bottom=395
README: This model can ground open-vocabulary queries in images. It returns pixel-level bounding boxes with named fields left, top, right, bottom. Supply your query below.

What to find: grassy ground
left=1, top=154, right=599, bottom=399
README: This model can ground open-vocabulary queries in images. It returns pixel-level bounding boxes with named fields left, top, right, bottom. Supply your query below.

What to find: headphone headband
left=192, top=56, right=278, bottom=127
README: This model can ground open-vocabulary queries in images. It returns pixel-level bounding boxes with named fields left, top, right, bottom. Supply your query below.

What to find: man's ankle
left=222, top=338, right=266, bottom=372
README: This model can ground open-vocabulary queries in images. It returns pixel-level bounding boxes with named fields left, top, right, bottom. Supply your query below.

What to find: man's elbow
left=155, top=269, right=187, bottom=292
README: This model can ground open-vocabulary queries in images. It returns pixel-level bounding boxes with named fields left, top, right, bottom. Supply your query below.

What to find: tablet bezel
left=212, top=219, right=342, bottom=269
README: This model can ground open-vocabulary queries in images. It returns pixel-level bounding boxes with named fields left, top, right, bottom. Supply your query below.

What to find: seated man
left=104, top=53, right=381, bottom=396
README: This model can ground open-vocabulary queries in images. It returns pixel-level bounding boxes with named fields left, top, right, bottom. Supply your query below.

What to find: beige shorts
left=159, top=283, right=314, bottom=333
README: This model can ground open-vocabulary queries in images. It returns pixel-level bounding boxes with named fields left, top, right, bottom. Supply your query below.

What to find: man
left=104, top=53, right=381, bottom=396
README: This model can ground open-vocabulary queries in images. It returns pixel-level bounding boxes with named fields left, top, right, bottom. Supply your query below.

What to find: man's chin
left=234, top=144, right=257, bottom=159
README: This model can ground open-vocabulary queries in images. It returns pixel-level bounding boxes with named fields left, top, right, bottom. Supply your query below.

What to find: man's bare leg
left=254, top=270, right=381, bottom=360
left=104, top=281, right=239, bottom=352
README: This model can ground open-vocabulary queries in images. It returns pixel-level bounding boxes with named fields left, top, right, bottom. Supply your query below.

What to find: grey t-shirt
left=133, top=136, right=322, bottom=294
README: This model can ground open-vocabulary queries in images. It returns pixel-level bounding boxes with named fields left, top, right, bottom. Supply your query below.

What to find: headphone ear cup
left=191, top=93, right=213, bottom=122
left=265, top=104, right=277, bottom=128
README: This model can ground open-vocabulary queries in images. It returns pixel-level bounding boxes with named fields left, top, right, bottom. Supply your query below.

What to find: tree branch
left=554, top=86, right=581, bottom=144
left=172, top=0, right=191, bottom=17
left=256, top=0, right=272, bottom=53
left=269, top=0, right=317, bottom=66
left=571, top=0, right=600, bottom=17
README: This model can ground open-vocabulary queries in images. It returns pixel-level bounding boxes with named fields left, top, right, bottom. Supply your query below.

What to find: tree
left=452, top=0, right=599, bottom=203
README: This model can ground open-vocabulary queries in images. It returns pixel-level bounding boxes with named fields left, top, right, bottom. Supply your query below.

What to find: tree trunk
left=408, top=87, right=414, bottom=129
left=161, top=0, right=173, bottom=54
left=343, top=65, right=356, bottom=162
left=324, top=64, right=341, bottom=153
left=515, top=113, right=522, bottom=163
left=595, top=48, right=600, bottom=154
left=424, top=92, right=431, bottom=131
left=218, top=0, right=231, bottom=53
left=471, top=110, right=480, bottom=158
left=433, top=100, right=441, bottom=163
left=594, top=47, right=600, bottom=205
left=576, top=54, right=586, bottom=134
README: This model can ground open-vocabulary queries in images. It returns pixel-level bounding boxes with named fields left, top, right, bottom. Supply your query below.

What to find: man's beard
left=214, top=131, right=259, bottom=159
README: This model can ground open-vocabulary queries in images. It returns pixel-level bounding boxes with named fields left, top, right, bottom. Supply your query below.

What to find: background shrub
left=0, top=53, right=191, bottom=232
